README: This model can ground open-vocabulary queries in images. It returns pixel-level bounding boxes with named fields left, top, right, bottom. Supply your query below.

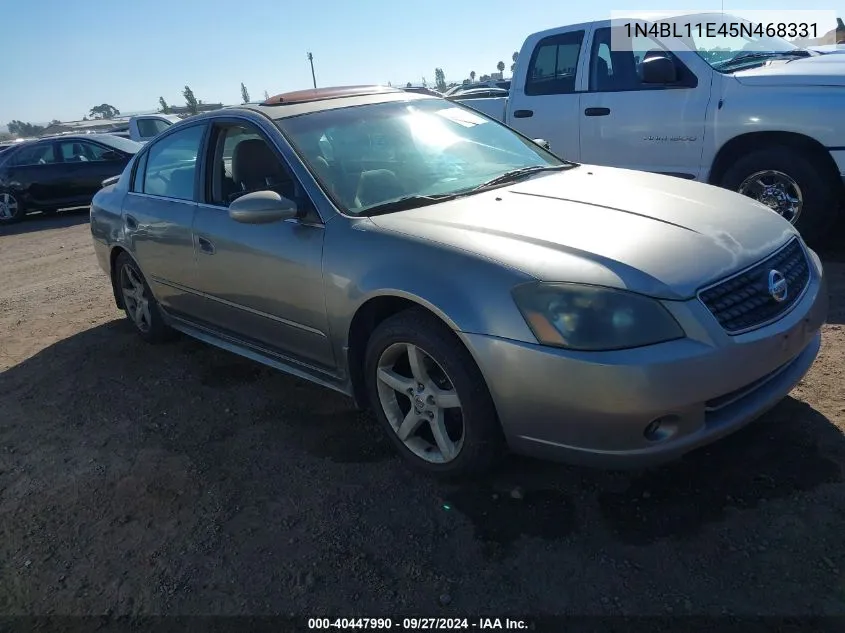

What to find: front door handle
left=584, top=107, right=611, bottom=117
left=513, top=109, right=534, bottom=118
left=125, top=214, right=138, bottom=230
left=197, top=236, right=215, bottom=255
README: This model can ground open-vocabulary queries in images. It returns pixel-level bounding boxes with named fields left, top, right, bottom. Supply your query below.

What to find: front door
left=190, top=119, right=334, bottom=370
left=122, top=123, right=207, bottom=317
left=506, top=27, right=589, bottom=161
left=578, top=25, right=711, bottom=178
left=56, top=139, right=131, bottom=204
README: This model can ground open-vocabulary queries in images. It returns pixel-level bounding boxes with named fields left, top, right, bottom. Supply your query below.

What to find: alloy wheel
left=737, top=170, right=803, bottom=224
left=375, top=342, right=464, bottom=464
left=120, top=264, right=152, bottom=333
left=0, top=193, right=19, bottom=220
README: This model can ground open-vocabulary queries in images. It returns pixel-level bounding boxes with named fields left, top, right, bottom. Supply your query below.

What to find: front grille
left=699, top=238, right=810, bottom=334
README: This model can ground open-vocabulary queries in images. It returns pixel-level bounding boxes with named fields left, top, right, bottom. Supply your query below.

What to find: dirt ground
left=1, top=209, right=844, bottom=618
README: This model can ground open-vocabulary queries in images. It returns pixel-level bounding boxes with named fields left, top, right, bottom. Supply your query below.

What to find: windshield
left=659, top=14, right=798, bottom=71
left=275, top=98, right=565, bottom=215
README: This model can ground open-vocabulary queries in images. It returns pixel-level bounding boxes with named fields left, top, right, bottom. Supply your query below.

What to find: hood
left=734, top=54, right=845, bottom=87
left=368, top=166, right=798, bottom=300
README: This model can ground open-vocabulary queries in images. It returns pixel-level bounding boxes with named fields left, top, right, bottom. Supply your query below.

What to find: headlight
left=512, top=282, right=684, bottom=351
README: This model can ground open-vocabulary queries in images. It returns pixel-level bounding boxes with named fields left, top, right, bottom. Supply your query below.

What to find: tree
left=88, top=104, right=120, bottom=120
left=470, top=70, right=476, bottom=82
left=511, top=51, right=518, bottom=73
left=50, top=119, right=61, bottom=125
left=240, top=82, right=250, bottom=104
left=183, top=85, right=198, bottom=115
left=263, top=90, right=270, bottom=101
left=158, top=97, right=170, bottom=114
left=7, top=120, right=46, bottom=136
left=434, top=68, right=447, bottom=91
left=497, top=60, right=505, bottom=76
left=406, top=82, right=412, bottom=88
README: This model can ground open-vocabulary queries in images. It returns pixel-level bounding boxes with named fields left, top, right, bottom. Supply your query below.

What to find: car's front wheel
left=364, top=308, right=504, bottom=478
left=0, top=190, right=25, bottom=224
left=114, top=252, right=176, bottom=343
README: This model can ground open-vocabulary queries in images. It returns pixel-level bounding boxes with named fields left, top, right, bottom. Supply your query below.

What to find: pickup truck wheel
left=364, top=308, right=504, bottom=479
left=115, top=252, right=176, bottom=344
left=721, top=147, right=838, bottom=245
left=0, top=190, right=25, bottom=224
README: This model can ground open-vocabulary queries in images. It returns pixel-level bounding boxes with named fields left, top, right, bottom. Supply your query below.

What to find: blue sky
left=0, top=0, right=836, bottom=124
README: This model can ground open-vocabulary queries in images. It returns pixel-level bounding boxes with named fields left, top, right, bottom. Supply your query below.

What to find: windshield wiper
left=362, top=193, right=460, bottom=217
left=470, top=165, right=570, bottom=192
left=715, top=49, right=811, bottom=69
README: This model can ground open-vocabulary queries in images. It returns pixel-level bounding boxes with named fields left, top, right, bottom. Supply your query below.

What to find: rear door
left=122, top=123, right=208, bottom=317
left=3, top=142, right=65, bottom=207
left=506, top=25, right=591, bottom=161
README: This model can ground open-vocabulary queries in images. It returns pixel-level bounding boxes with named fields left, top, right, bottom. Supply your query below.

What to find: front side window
left=142, top=125, right=205, bottom=201
left=525, top=30, right=585, bottom=95
left=276, top=98, right=565, bottom=215
left=58, top=140, right=115, bottom=163
left=8, top=143, right=57, bottom=167
left=208, top=123, right=297, bottom=206
left=590, top=27, right=696, bottom=91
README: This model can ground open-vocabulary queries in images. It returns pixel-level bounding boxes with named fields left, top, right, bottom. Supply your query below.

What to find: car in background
left=403, top=86, right=443, bottom=97
left=447, top=87, right=509, bottom=101
left=90, top=85, right=826, bottom=478
left=0, top=134, right=142, bottom=224
left=444, top=80, right=510, bottom=96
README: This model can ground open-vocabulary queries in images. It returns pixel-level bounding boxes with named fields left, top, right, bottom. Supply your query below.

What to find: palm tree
left=497, top=61, right=505, bottom=76
left=511, top=51, right=518, bottom=74
left=470, top=70, right=476, bottom=82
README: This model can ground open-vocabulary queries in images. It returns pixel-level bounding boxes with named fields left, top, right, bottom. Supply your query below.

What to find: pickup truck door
left=578, top=25, right=711, bottom=179
left=506, top=25, right=591, bottom=162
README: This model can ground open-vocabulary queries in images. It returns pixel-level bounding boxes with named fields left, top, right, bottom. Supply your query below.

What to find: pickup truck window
left=525, top=31, right=584, bottom=96
left=589, top=27, right=696, bottom=91
left=136, top=118, right=172, bottom=139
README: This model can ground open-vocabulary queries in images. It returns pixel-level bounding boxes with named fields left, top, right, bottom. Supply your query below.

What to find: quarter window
left=525, top=30, right=585, bottom=96
left=142, top=125, right=205, bottom=201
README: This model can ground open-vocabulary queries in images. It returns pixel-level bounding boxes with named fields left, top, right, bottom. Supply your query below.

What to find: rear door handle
left=513, top=109, right=534, bottom=118
left=197, top=236, right=215, bottom=254
left=584, top=107, right=611, bottom=117
left=125, top=215, right=138, bottom=230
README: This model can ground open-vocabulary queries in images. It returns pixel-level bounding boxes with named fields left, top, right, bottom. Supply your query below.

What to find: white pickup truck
left=453, top=12, right=845, bottom=243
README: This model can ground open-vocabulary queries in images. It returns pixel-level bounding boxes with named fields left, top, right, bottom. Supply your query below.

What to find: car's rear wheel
left=720, top=146, right=839, bottom=246
left=0, top=190, right=25, bottom=224
left=364, top=308, right=504, bottom=478
left=115, top=252, right=176, bottom=343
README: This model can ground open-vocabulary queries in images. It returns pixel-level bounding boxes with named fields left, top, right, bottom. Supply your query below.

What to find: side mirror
left=101, top=150, right=123, bottom=161
left=640, top=55, right=678, bottom=84
left=533, top=138, right=551, bottom=150
left=228, top=190, right=298, bottom=224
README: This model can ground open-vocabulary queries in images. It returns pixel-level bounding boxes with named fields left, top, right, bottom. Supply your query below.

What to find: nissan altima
left=89, top=85, right=828, bottom=477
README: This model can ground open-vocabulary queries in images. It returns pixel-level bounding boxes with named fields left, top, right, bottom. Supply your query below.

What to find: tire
left=720, top=146, right=840, bottom=247
left=114, top=252, right=176, bottom=344
left=0, top=190, right=26, bottom=225
left=364, top=307, right=504, bottom=479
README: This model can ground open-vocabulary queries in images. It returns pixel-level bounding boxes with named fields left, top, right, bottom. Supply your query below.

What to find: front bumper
left=461, top=253, right=829, bottom=469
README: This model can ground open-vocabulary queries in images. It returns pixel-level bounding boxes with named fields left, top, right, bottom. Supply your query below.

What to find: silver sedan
left=90, top=85, right=828, bottom=477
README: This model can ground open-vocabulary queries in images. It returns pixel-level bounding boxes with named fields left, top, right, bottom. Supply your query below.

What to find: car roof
left=230, top=84, right=437, bottom=120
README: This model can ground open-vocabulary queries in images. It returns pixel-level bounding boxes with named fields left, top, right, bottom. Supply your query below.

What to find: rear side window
left=7, top=143, right=57, bottom=167
left=141, top=125, right=205, bottom=201
left=525, top=30, right=585, bottom=96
